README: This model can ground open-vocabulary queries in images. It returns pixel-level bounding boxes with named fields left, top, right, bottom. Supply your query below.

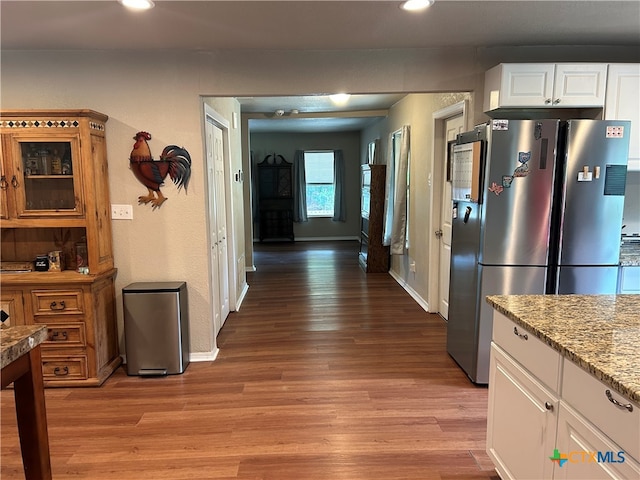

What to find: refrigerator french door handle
left=463, top=206, right=472, bottom=224
left=540, top=138, right=549, bottom=170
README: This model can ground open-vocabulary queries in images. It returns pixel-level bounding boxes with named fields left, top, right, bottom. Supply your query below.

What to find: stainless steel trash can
left=123, top=282, right=190, bottom=376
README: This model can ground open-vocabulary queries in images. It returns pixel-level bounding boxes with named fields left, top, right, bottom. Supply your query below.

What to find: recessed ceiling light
left=401, top=0, right=435, bottom=12
left=119, top=0, right=155, bottom=11
left=329, top=93, right=351, bottom=105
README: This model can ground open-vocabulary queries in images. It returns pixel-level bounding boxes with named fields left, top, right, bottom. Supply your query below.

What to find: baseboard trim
left=190, top=349, right=219, bottom=362
left=120, top=349, right=219, bottom=365
left=236, top=282, right=249, bottom=310
left=294, top=236, right=360, bottom=242
left=388, top=269, right=431, bottom=313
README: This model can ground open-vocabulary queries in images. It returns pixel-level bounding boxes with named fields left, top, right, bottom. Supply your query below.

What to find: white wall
left=362, top=93, right=471, bottom=309
left=2, top=46, right=637, bottom=356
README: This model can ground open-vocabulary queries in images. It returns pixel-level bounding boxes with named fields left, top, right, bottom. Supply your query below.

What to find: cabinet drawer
left=492, top=311, right=561, bottom=392
left=32, top=289, right=84, bottom=315
left=35, top=322, right=87, bottom=348
left=42, top=356, right=88, bottom=381
left=562, top=358, right=639, bottom=462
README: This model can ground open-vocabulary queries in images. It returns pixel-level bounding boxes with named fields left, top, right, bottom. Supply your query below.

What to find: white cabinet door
left=553, top=64, right=607, bottom=107
left=492, top=63, right=556, bottom=108
left=484, top=63, right=607, bottom=110
left=556, top=403, right=640, bottom=480
left=605, top=64, right=640, bottom=170
left=618, top=266, right=640, bottom=294
left=487, top=343, right=558, bottom=480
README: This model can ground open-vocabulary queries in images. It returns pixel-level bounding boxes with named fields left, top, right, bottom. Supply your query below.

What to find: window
left=304, top=151, right=334, bottom=217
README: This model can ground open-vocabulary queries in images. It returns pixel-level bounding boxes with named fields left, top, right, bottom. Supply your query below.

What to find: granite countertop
left=485, top=294, right=640, bottom=404
left=620, top=241, right=640, bottom=266
left=0, top=325, right=48, bottom=369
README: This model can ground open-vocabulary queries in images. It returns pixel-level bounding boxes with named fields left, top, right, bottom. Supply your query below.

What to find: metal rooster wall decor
left=129, top=131, right=192, bottom=209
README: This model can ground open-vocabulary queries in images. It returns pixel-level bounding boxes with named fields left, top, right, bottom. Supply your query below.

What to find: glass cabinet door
left=11, top=136, right=84, bottom=218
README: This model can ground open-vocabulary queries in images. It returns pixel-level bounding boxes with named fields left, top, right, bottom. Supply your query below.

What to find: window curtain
left=332, top=150, right=346, bottom=222
left=388, top=125, right=411, bottom=255
left=250, top=150, right=259, bottom=223
left=293, top=149, right=308, bottom=222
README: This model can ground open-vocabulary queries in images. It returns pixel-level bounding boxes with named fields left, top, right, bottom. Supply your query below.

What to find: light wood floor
left=2, top=241, right=498, bottom=479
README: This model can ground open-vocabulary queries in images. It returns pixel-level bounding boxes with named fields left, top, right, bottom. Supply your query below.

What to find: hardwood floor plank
left=2, top=241, right=498, bottom=479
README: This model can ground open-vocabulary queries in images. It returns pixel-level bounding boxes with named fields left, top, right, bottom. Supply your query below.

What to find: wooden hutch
left=0, top=109, right=120, bottom=387
left=359, top=164, right=389, bottom=272
left=257, top=154, right=294, bottom=242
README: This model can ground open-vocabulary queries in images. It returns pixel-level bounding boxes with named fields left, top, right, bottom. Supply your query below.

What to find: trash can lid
left=123, top=282, right=186, bottom=293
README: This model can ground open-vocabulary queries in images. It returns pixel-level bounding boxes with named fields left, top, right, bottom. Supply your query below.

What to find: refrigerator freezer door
left=480, top=120, right=559, bottom=266
left=557, top=266, right=619, bottom=294
left=558, top=120, right=630, bottom=267
left=447, top=199, right=481, bottom=381
left=447, top=260, right=546, bottom=384
left=474, top=265, right=547, bottom=384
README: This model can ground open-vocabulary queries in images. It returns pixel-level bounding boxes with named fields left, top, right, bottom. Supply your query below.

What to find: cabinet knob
left=10, top=175, right=19, bottom=189
left=544, top=99, right=552, bottom=105
left=435, top=229, right=443, bottom=238
left=553, top=98, right=561, bottom=105
left=544, top=401, right=554, bottom=411
left=0, top=175, right=8, bottom=190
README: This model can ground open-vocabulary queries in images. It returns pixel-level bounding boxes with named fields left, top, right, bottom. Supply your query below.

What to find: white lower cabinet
left=555, top=402, right=640, bottom=480
left=618, top=266, right=640, bottom=294
left=487, top=343, right=559, bottom=480
left=487, top=311, right=640, bottom=479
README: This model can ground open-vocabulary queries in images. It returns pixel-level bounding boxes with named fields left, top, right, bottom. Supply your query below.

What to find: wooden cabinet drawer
left=32, top=289, right=84, bottom=315
left=42, top=355, right=88, bottom=381
left=35, top=322, right=87, bottom=348
left=562, top=358, right=639, bottom=462
left=492, top=311, right=561, bottom=392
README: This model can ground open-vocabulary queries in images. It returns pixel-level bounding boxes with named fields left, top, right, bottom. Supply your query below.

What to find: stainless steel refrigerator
left=446, top=119, right=630, bottom=384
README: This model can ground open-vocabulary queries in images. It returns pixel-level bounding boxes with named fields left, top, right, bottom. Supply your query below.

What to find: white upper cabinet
left=605, top=63, right=640, bottom=170
left=484, top=63, right=608, bottom=111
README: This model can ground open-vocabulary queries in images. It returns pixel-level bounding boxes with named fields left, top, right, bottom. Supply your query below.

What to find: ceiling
left=2, top=0, right=639, bottom=132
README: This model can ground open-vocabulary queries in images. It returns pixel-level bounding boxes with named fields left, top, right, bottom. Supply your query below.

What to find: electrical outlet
left=111, top=204, right=133, bottom=220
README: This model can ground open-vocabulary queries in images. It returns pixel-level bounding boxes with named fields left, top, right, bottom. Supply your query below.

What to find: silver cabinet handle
left=553, top=98, right=561, bottom=105
left=544, top=98, right=552, bottom=105
left=513, top=326, right=528, bottom=340
left=605, top=390, right=633, bottom=412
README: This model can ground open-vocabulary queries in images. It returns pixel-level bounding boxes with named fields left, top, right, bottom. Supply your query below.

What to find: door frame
left=427, top=100, right=468, bottom=313
left=203, top=104, right=237, bottom=321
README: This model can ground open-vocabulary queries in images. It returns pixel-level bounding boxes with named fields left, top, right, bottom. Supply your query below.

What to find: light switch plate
left=111, top=204, right=133, bottom=220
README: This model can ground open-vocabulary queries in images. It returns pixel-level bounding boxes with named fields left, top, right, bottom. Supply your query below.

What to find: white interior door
left=206, top=120, right=230, bottom=336
left=438, top=114, right=464, bottom=320
left=212, top=123, right=230, bottom=325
